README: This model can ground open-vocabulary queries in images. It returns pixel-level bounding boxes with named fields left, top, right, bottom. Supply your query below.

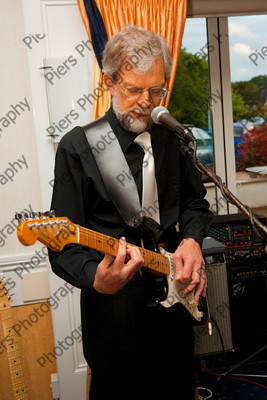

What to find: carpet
left=196, top=358, right=267, bottom=399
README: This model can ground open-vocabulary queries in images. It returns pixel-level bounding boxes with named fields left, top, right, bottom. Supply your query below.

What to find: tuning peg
left=23, top=212, right=29, bottom=220
left=15, top=212, right=24, bottom=223
left=29, top=212, right=38, bottom=219
left=42, top=210, right=56, bottom=218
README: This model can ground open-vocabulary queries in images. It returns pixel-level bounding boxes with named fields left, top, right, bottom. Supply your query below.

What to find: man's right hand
left=93, top=237, right=144, bottom=294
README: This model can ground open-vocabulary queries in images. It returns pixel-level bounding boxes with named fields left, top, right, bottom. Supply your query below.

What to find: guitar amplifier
left=208, top=213, right=266, bottom=267
left=194, top=237, right=235, bottom=356
left=206, top=213, right=267, bottom=356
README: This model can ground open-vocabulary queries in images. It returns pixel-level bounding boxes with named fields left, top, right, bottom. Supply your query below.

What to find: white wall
left=0, top=0, right=42, bottom=259
left=0, top=0, right=50, bottom=310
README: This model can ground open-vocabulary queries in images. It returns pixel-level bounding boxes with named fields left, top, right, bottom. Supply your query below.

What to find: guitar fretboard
left=78, top=226, right=170, bottom=275
left=1, top=306, right=30, bottom=399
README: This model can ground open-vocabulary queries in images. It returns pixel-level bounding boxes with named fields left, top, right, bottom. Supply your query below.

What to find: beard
left=112, top=92, right=154, bottom=133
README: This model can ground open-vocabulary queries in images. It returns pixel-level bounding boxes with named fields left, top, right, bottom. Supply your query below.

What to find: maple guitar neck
left=74, top=226, right=169, bottom=275
left=0, top=286, right=30, bottom=399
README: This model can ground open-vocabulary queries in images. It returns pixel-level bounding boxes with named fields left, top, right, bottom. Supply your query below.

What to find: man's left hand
left=173, top=238, right=207, bottom=300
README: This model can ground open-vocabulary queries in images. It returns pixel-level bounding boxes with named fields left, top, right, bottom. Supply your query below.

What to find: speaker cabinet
left=231, top=266, right=267, bottom=356
left=194, top=238, right=234, bottom=356
left=205, top=213, right=267, bottom=359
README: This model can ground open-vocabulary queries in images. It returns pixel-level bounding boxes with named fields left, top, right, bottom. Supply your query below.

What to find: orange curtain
left=76, top=0, right=187, bottom=119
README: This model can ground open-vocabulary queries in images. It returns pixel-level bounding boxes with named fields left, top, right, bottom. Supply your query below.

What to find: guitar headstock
left=15, top=211, right=78, bottom=251
left=0, top=272, right=13, bottom=310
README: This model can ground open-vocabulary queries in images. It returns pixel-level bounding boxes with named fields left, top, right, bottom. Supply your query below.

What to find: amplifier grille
left=194, top=261, right=234, bottom=356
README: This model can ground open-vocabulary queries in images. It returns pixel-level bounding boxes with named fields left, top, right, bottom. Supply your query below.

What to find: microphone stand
left=175, top=126, right=267, bottom=382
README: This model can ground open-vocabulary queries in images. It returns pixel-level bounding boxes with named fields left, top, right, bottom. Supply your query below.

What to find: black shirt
left=48, top=106, right=213, bottom=292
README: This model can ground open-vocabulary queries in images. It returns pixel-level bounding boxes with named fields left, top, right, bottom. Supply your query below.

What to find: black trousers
left=81, top=278, right=196, bottom=400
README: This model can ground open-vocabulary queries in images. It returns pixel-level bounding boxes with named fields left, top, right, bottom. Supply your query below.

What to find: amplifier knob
left=252, top=249, right=261, bottom=258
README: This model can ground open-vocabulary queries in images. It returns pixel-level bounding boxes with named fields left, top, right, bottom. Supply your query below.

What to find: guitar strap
left=83, top=115, right=143, bottom=228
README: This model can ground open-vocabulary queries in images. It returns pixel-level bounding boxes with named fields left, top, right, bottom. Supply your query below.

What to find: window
left=169, top=18, right=215, bottom=182
left=169, top=14, right=267, bottom=216
left=229, top=15, right=267, bottom=182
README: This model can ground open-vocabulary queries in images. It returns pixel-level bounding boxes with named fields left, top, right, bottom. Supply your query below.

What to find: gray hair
left=102, top=24, right=173, bottom=81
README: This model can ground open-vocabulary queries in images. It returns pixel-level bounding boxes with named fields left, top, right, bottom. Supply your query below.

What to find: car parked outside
left=199, top=117, right=266, bottom=165
left=233, top=120, right=256, bottom=158
left=183, top=124, right=214, bottom=167
left=184, top=117, right=265, bottom=168
left=233, top=122, right=247, bottom=158
left=249, top=116, right=265, bottom=126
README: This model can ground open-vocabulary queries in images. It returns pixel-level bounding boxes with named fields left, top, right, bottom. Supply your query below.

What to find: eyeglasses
left=117, top=83, right=170, bottom=99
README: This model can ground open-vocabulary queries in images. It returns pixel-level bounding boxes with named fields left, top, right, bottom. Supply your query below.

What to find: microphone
left=151, top=106, right=195, bottom=142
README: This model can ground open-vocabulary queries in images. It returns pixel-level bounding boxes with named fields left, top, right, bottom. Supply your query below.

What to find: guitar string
left=45, top=222, right=169, bottom=273
left=1, top=307, right=29, bottom=396
left=77, top=226, right=169, bottom=273
left=30, top=220, right=164, bottom=262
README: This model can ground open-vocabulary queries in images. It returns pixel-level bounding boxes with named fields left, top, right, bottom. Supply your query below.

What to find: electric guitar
left=0, top=273, right=30, bottom=399
left=15, top=211, right=208, bottom=325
